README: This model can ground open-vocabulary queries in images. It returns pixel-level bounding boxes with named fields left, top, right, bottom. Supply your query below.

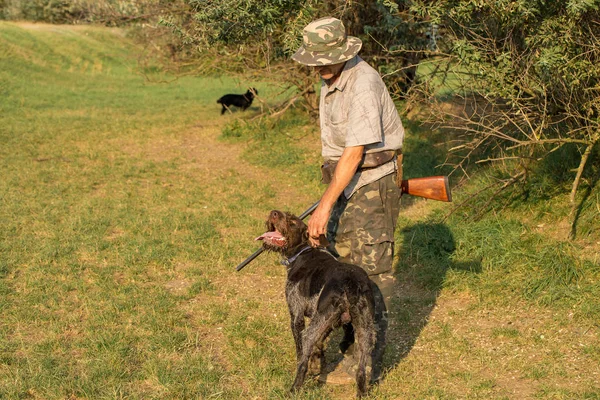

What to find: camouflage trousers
left=324, top=172, right=401, bottom=383
left=326, top=172, right=402, bottom=276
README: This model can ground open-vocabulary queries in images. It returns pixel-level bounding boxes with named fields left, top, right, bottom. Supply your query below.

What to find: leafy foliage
left=187, top=0, right=306, bottom=46
left=1, top=0, right=81, bottom=22
left=408, top=0, right=600, bottom=234
left=0, top=0, right=179, bottom=25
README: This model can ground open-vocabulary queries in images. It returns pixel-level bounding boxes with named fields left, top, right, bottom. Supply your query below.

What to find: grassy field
left=1, top=22, right=599, bottom=399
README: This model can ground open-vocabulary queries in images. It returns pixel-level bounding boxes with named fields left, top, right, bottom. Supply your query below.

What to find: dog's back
left=286, top=250, right=374, bottom=318
left=316, top=262, right=374, bottom=321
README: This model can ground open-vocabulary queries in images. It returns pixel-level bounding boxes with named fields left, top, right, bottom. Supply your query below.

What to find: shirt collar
left=323, top=55, right=360, bottom=93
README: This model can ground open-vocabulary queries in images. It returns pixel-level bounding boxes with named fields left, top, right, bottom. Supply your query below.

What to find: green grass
left=0, top=21, right=292, bottom=399
left=397, top=211, right=600, bottom=321
left=1, top=21, right=599, bottom=400
left=219, top=110, right=322, bottom=192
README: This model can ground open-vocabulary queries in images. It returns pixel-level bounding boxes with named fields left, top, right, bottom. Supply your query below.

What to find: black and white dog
left=216, top=88, right=257, bottom=115
left=256, top=210, right=376, bottom=398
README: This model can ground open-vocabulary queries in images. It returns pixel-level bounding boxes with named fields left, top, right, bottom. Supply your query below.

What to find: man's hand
left=307, top=204, right=331, bottom=247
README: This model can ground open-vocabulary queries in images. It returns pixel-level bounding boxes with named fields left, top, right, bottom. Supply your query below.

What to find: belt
left=321, top=149, right=401, bottom=185
left=358, top=149, right=400, bottom=170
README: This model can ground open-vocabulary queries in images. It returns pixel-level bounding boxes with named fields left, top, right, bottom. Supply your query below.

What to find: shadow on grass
left=379, top=221, right=482, bottom=380
left=218, top=105, right=261, bottom=116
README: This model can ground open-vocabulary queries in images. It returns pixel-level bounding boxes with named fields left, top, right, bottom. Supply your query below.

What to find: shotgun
left=235, top=175, right=451, bottom=271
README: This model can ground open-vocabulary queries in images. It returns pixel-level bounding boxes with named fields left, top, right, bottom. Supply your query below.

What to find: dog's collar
left=281, top=245, right=312, bottom=266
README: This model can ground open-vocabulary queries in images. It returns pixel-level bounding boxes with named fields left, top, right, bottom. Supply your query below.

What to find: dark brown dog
left=256, top=210, right=376, bottom=398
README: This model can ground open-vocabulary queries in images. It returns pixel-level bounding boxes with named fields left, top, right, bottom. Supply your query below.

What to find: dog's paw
left=289, top=384, right=301, bottom=394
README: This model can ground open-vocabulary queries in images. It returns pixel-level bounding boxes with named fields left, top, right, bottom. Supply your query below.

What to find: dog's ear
left=302, top=230, right=310, bottom=242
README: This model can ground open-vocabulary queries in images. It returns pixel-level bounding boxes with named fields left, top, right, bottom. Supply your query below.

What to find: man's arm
left=307, top=145, right=364, bottom=246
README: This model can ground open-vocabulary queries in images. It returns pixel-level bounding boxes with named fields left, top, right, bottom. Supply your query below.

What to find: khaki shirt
left=319, top=55, right=404, bottom=198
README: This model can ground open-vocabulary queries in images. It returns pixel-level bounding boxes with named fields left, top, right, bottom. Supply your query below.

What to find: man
left=292, top=17, right=405, bottom=383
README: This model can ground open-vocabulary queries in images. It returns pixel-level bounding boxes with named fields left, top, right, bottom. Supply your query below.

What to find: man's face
left=313, top=62, right=346, bottom=81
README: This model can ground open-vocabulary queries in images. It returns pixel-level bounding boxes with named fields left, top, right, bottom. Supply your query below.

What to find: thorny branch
left=404, top=6, right=600, bottom=235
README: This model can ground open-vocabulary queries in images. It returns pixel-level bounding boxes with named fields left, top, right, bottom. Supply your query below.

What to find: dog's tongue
left=255, top=231, right=286, bottom=247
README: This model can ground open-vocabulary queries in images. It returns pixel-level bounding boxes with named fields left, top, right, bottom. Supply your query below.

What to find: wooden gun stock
left=401, top=175, right=452, bottom=202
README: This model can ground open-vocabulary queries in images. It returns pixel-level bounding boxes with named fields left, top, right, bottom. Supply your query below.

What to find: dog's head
left=255, top=210, right=307, bottom=256
left=246, top=88, right=258, bottom=99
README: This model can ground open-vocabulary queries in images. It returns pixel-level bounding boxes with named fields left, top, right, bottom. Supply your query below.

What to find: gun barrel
left=235, top=248, right=264, bottom=271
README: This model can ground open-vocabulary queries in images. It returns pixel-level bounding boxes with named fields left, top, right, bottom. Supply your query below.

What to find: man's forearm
left=319, top=146, right=363, bottom=213
left=307, top=145, right=364, bottom=244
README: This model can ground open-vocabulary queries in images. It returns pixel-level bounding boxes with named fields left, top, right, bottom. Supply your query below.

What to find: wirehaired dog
left=216, top=88, right=257, bottom=115
left=256, top=210, right=376, bottom=398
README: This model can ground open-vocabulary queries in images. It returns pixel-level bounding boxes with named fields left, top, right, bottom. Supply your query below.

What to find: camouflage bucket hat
left=292, top=17, right=362, bottom=66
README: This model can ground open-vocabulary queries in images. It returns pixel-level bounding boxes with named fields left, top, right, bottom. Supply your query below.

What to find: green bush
left=1, top=0, right=81, bottom=23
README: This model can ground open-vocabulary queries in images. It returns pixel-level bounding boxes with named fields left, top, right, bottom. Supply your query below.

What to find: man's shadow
left=376, top=220, right=482, bottom=381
